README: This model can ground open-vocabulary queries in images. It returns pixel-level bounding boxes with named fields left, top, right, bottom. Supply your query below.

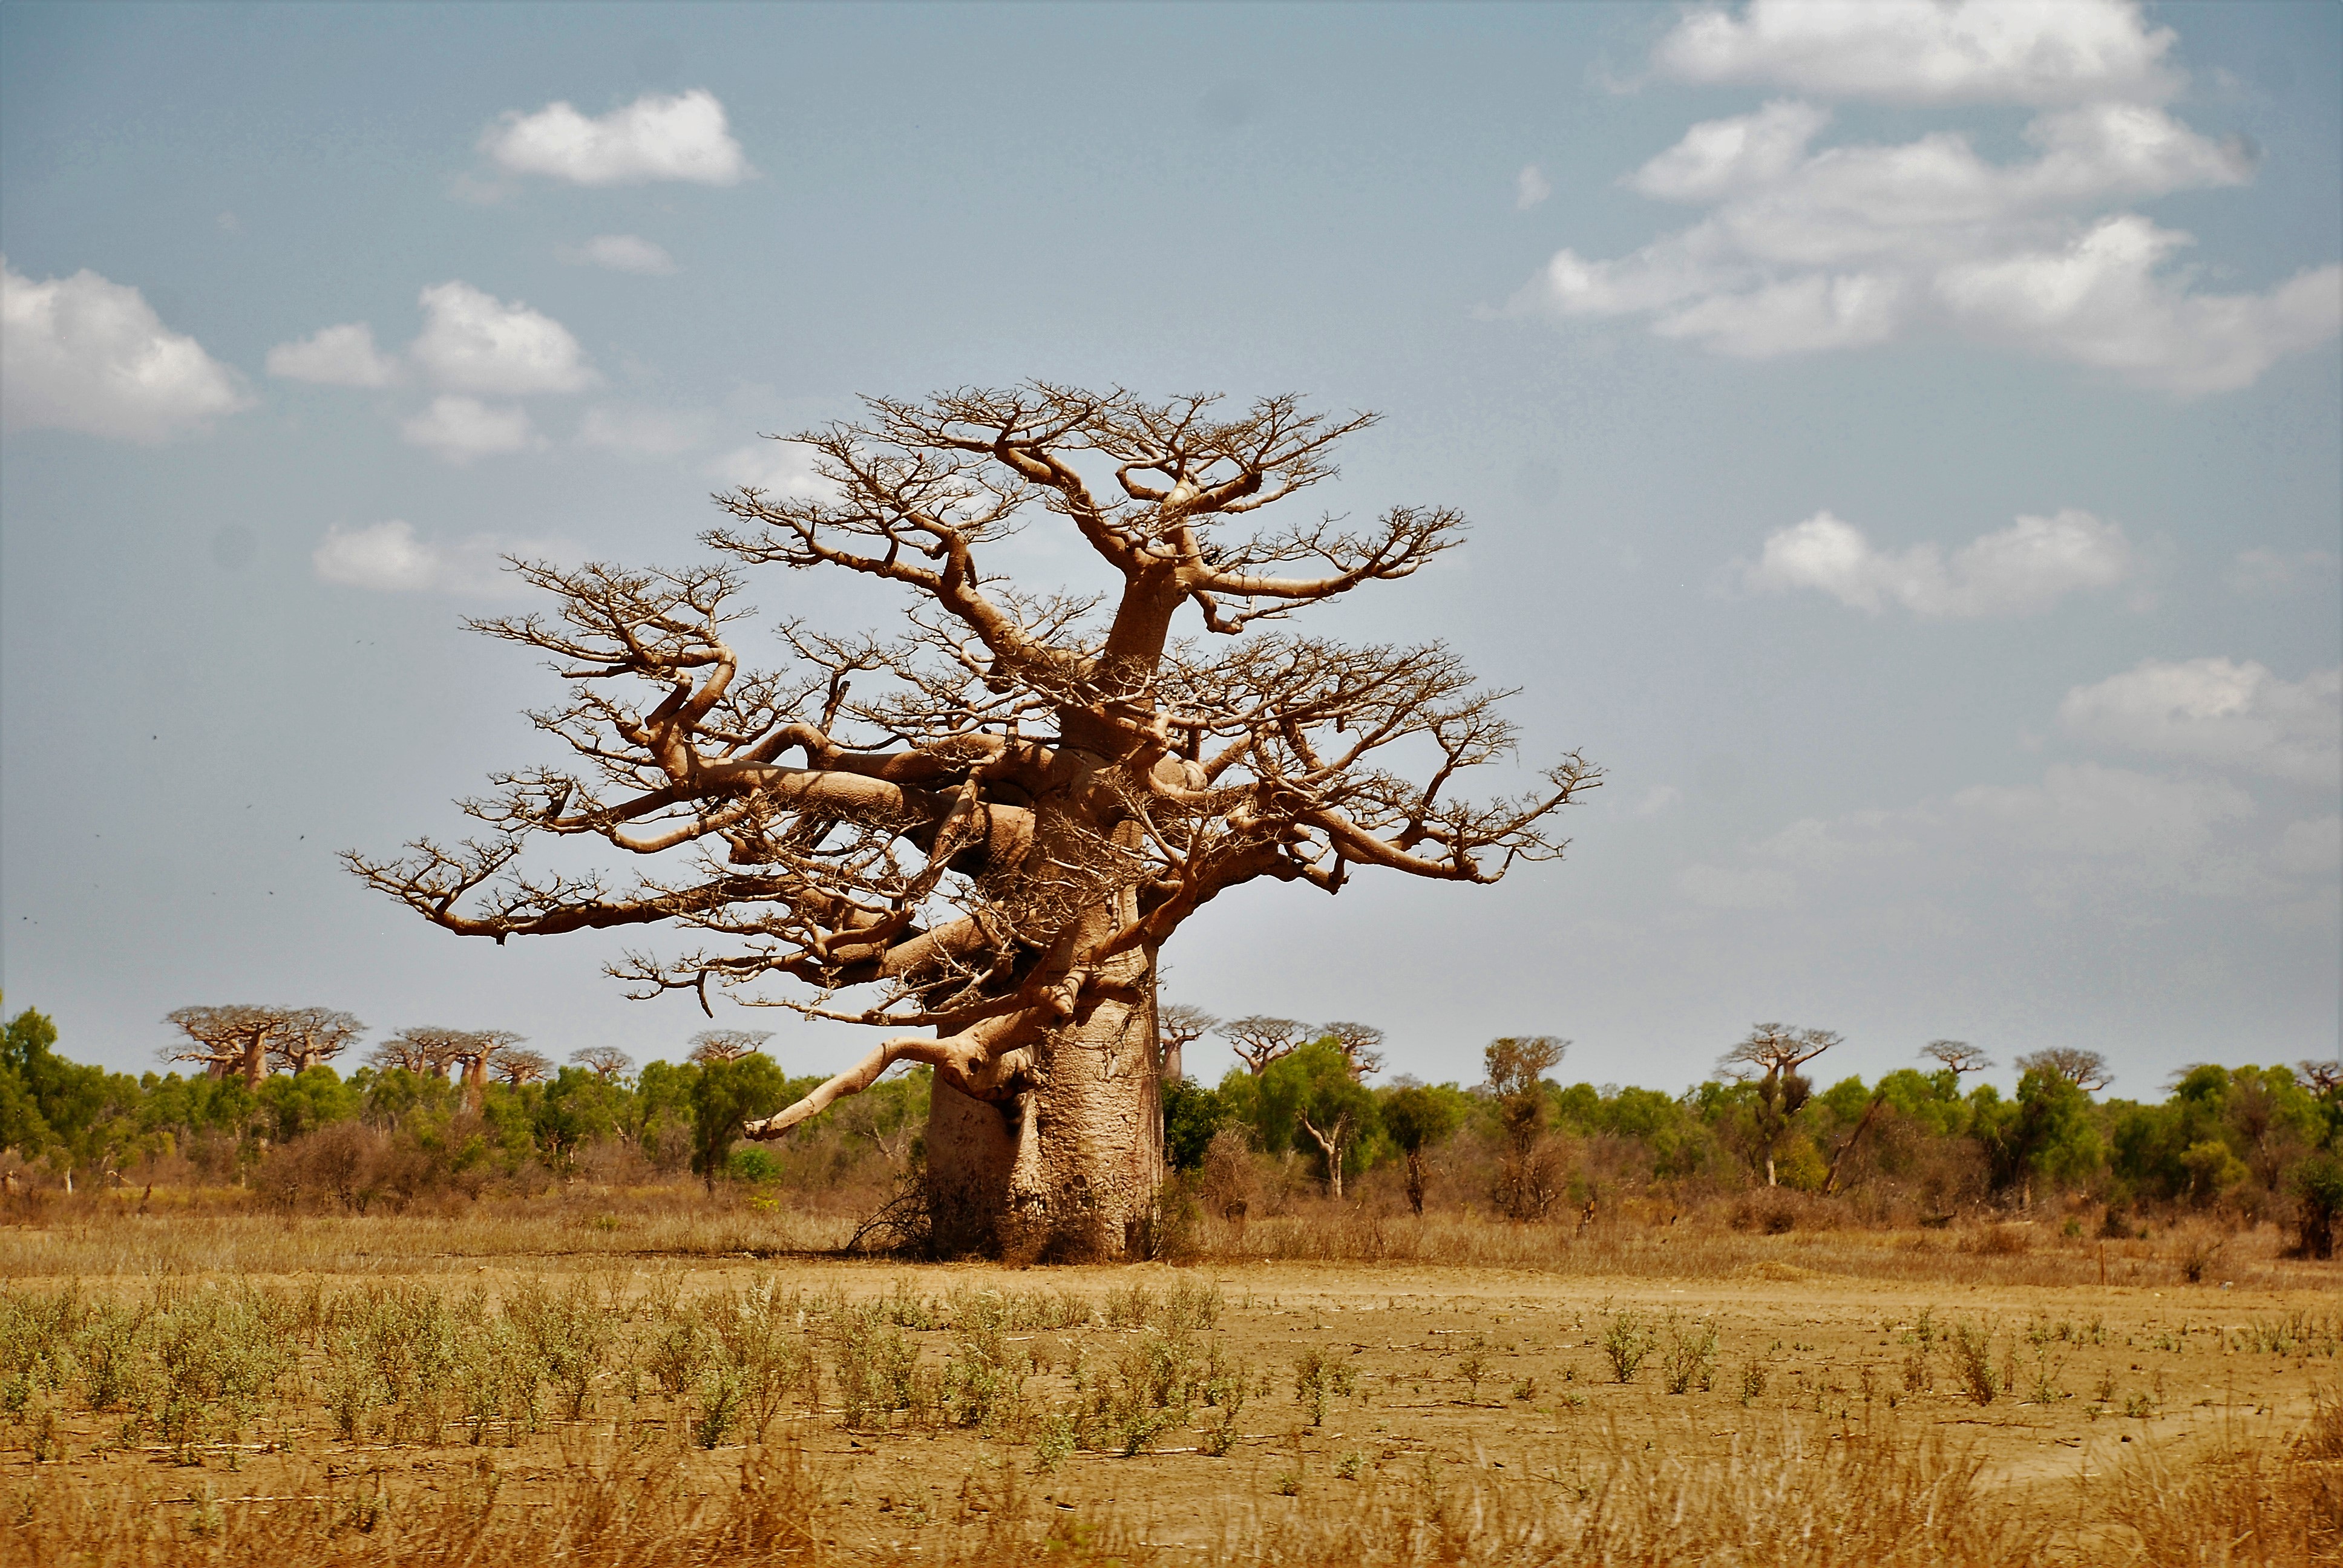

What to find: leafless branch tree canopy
left=165, top=1005, right=360, bottom=1088
left=571, top=1045, right=636, bottom=1080
left=2018, top=1047, right=2112, bottom=1093
left=348, top=385, right=1597, bottom=1147
left=1921, top=1039, right=1993, bottom=1078
left=687, top=1030, right=772, bottom=1064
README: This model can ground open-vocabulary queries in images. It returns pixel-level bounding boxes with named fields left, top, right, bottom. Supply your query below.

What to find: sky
left=2, top=1, right=2338, bottom=1099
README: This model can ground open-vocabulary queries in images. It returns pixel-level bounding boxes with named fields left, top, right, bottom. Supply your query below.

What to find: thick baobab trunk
left=926, top=947, right=1164, bottom=1261
left=239, top=1033, right=267, bottom=1091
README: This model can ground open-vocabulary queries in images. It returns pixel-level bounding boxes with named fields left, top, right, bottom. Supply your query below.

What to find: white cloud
left=578, top=403, right=709, bottom=458
left=410, top=281, right=595, bottom=396
left=2059, top=658, right=2342, bottom=783
left=1626, top=99, right=1831, bottom=203
left=481, top=90, right=750, bottom=186
left=1515, top=165, right=1552, bottom=211
left=1653, top=0, right=2183, bottom=106
left=712, top=439, right=836, bottom=498
left=1745, top=508, right=2132, bottom=616
left=401, top=395, right=537, bottom=463
left=1, top=256, right=251, bottom=441
left=1937, top=217, right=2343, bottom=395
left=1513, top=15, right=2339, bottom=393
left=313, top=519, right=557, bottom=596
left=265, top=322, right=397, bottom=387
left=560, top=234, right=678, bottom=275
left=2227, top=547, right=2341, bottom=596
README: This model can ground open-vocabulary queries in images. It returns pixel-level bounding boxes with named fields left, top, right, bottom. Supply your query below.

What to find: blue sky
left=3, top=1, right=2337, bottom=1096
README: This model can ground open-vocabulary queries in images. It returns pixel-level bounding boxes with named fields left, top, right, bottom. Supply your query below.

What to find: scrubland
left=2, top=1190, right=2337, bottom=1567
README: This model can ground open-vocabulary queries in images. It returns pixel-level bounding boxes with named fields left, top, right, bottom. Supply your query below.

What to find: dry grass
left=2, top=1196, right=2338, bottom=1566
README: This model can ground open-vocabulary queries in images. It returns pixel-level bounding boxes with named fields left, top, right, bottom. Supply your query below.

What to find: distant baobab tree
left=371, top=1026, right=525, bottom=1107
left=1317, top=1021, right=1387, bottom=1078
left=571, top=1045, right=635, bottom=1080
left=687, top=1030, right=773, bottom=1065
left=163, top=1008, right=311, bottom=1082
left=350, top=386, right=1595, bottom=1258
left=271, top=1008, right=366, bottom=1075
left=1921, top=1039, right=1992, bottom=1079
left=1720, top=1023, right=1841, bottom=1187
left=2016, top=1047, right=2112, bottom=1094
left=491, top=1048, right=553, bottom=1086
left=1156, top=1004, right=1216, bottom=1082
left=1220, top=1016, right=1309, bottom=1077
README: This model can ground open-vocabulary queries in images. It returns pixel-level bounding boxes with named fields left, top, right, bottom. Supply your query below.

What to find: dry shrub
left=1725, top=1188, right=1844, bottom=1235
left=1959, top=1223, right=2033, bottom=1256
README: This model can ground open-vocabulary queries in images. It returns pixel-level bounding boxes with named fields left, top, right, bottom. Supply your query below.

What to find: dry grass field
left=3, top=1191, right=2338, bottom=1566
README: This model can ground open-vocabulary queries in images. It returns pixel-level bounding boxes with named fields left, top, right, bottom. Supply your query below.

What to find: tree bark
left=1298, top=1111, right=1350, bottom=1201
left=926, top=949, right=1162, bottom=1261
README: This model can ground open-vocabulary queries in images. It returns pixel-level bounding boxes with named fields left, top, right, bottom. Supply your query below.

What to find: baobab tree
left=1317, top=1021, right=1386, bottom=1078
left=571, top=1045, right=636, bottom=1080
left=349, top=386, right=1595, bottom=1259
left=1220, top=1016, right=1309, bottom=1077
left=1921, top=1039, right=1993, bottom=1080
left=491, top=1048, right=553, bottom=1086
left=369, top=1028, right=456, bottom=1077
left=1720, top=1023, right=1841, bottom=1188
left=2016, top=1047, right=2112, bottom=1094
left=687, top=1030, right=773, bottom=1065
left=370, top=1026, right=523, bottom=1107
left=164, top=1005, right=300, bottom=1089
left=1157, top=1004, right=1217, bottom=1083
left=271, top=1008, right=366, bottom=1075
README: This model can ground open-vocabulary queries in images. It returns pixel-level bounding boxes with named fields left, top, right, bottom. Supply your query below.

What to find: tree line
left=3, top=998, right=2338, bottom=1258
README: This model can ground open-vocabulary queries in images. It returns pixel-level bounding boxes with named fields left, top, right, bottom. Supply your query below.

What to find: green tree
left=1259, top=1042, right=1377, bottom=1198
left=690, top=1053, right=790, bottom=1192
left=1381, top=1083, right=1463, bottom=1215
left=532, top=1067, right=627, bottom=1173
left=1981, top=1067, right=2105, bottom=1205
left=257, top=1067, right=362, bottom=1142
left=1162, top=1077, right=1228, bottom=1172
left=2, top=1005, right=125, bottom=1180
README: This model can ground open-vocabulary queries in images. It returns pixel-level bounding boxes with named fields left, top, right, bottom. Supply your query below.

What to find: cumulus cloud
left=313, top=519, right=557, bottom=596
left=410, top=281, right=595, bottom=396
left=2059, top=658, right=2342, bottom=783
left=1513, top=8, right=2340, bottom=393
left=265, top=322, right=397, bottom=387
left=1936, top=217, right=2342, bottom=396
left=401, top=395, right=537, bottom=463
left=1, top=256, right=251, bottom=440
left=1653, top=0, right=2183, bottom=106
left=559, top=234, right=678, bottom=275
left=481, top=90, right=750, bottom=186
left=1515, top=165, right=1552, bottom=211
left=1745, top=508, right=2132, bottom=616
